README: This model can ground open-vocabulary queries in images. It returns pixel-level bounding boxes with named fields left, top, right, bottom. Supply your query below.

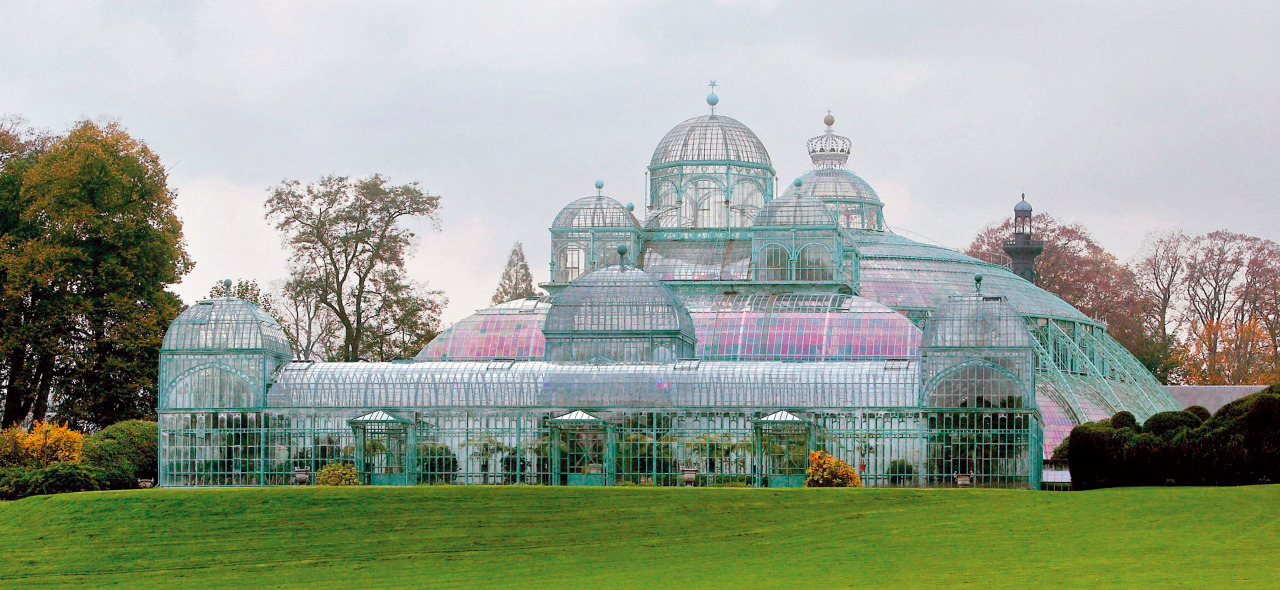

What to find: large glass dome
left=162, top=298, right=291, bottom=356
left=650, top=115, right=772, bottom=167
left=782, top=168, right=881, bottom=205
left=542, top=263, right=696, bottom=363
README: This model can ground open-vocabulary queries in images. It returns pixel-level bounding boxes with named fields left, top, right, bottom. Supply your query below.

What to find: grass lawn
left=0, top=485, right=1276, bottom=589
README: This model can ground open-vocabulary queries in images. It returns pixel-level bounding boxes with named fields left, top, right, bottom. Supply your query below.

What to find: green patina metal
left=157, top=93, right=1176, bottom=489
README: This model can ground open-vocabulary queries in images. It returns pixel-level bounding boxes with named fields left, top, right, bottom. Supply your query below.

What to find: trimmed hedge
left=1069, top=386, right=1280, bottom=489
left=0, top=463, right=106, bottom=500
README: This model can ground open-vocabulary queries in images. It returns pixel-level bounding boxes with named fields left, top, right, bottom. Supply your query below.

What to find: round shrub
left=316, top=462, right=360, bottom=486
left=0, top=463, right=104, bottom=500
left=1185, top=405, right=1211, bottom=422
left=1143, top=411, right=1202, bottom=437
left=1111, top=411, right=1140, bottom=432
left=83, top=420, right=158, bottom=484
left=805, top=451, right=862, bottom=488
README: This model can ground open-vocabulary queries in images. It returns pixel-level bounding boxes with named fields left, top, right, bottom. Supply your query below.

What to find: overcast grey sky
left=3, top=1, right=1278, bottom=323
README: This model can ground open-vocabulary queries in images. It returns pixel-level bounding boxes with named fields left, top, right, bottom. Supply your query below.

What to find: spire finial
left=706, top=80, right=719, bottom=114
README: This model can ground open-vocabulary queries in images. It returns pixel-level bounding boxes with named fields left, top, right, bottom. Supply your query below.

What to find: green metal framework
left=157, top=99, right=1171, bottom=490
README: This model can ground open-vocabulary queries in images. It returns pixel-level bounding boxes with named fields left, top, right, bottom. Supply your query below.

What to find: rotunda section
left=542, top=259, right=696, bottom=363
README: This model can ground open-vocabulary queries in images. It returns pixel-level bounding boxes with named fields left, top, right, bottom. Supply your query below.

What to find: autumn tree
left=265, top=174, right=446, bottom=362
left=966, top=213, right=1145, bottom=357
left=0, top=118, right=191, bottom=428
left=491, top=242, right=537, bottom=305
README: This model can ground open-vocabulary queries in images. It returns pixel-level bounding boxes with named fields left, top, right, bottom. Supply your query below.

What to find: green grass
left=1, top=485, right=1277, bottom=589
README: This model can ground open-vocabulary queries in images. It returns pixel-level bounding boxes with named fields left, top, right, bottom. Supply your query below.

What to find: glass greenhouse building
left=158, top=94, right=1179, bottom=489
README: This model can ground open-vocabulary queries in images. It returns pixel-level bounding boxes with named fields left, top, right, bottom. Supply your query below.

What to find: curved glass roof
left=650, top=115, right=771, bottom=167
left=782, top=168, right=881, bottom=205
left=419, top=292, right=920, bottom=363
left=161, top=298, right=292, bottom=356
left=853, top=232, right=1094, bottom=324
left=552, top=195, right=641, bottom=231
left=543, top=265, right=696, bottom=340
left=268, top=359, right=919, bottom=410
left=752, top=193, right=839, bottom=227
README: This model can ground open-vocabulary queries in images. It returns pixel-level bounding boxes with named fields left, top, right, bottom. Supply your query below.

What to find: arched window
left=652, top=180, right=678, bottom=211
left=757, top=245, right=790, bottom=281
left=796, top=244, right=833, bottom=281
left=681, top=179, right=726, bottom=228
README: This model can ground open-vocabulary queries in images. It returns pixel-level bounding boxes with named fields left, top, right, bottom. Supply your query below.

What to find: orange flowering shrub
left=0, top=425, right=25, bottom=467
left=19, top=422, right=84, bottom=466
left=316, top=462, right=361, bottom=486
left=805, top=450, right=862, bottom=488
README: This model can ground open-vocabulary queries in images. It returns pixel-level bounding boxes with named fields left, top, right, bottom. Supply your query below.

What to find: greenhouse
left=157, top=91, right=1179, bottom=489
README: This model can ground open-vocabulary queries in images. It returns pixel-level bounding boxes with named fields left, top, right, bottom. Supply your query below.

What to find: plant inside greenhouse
left=156, top=90, right=1180, bottom=490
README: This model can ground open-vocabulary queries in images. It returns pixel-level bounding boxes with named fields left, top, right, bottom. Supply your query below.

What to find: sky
left=2, top=1, right=1278, bottom=324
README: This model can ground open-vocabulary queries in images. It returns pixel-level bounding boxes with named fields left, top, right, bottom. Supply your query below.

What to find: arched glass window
left=653, top=181, right=678, bottom=211
left=681, top=179, right=726, bottom=228
left=758, top=245, right=790, bottom=281
left=796, top=244, right=833, bottom=281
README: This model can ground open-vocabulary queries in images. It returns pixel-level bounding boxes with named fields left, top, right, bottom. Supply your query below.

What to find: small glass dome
left=752, top=192, right=839, bottom=228
left=552, top=195, right=641, bottom=230
left=543, top=264, right=696, bottom=363
left=782, top=168, right=881, bottom=204
left=650, top=115, right=772, bottom=167
left=161, top=298, right=292, bottom=357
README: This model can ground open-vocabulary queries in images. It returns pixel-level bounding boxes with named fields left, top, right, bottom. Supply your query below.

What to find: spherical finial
left=594, top=179, right=604, bottom=190
left=706, top=92, right=719, bottom=107
left=221, top=279, right=232, bottom=292
left=974, top=274, right=984, bottom=292
left=617, top=243, right=629, bottom=257
left=793, top=178, right=803, bottom=188
left=625, top=202, right=635, bottom=212
left=824, top=112, right=835, bottom=127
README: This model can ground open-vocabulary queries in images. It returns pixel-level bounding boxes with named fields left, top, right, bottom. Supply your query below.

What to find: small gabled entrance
left=550, top=410, right=615, bottom=486
left=756, top=410, right=813, bottom=488
left=349, top=410, right=417, bottom=486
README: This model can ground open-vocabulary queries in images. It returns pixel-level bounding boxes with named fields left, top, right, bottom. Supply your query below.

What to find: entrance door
left=759, top=423, right=811, bottom=488
left=349, top=410, right=415, bottom=486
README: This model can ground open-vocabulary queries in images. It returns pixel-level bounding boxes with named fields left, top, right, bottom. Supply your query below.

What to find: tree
left=265, top=174, right=446, bottom=362
left=491, top=242, right=537, bottom=305
left=207, top=278, right=279, bottom=318
left=966, top=214, right=1145, bottom=357
left=1129, top=230, right=1192, bottom=383
left=0, top=119, right=191, bottom=428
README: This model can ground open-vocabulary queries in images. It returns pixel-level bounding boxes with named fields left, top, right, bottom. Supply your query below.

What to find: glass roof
left=552, top=195, right=641, bottom=230
left=419, top=292, right=921, bottom=363
left=650, top=115, right=772, bottom=167
left=782, top=168, right=881, bottom=205
left=267, top=358, right=920, bottom=410
left=543, top=265, right=695, bottom=339
left=752, top=193, right=839, bottom=227
left=161, top=298, right=292, bottom=356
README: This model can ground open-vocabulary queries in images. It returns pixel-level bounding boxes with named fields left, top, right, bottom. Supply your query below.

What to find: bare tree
left=265, top=174, right=446, bottom=362
left=1130, top=230, right=1189, bottom=343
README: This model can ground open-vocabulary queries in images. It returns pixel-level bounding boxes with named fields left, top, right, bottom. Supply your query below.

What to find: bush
left=1143, top=411, right=1201, bottom=437
left=83, top=420, right=158, bottom=486
left=1069, top=387, right=1280, bottom=489
left=1110, top=411, right=1140, bottom=432
left=0, top=422, right=84, bottom=468
left=1049, top=437, right=1070, bottom=464
left=1185, top=405, right=1211, bottom=422
left=315, top=462, right=360, bottom=486
left=0, top=462, right=105, bottom=500
left=887, top=459, right=916, bottom=485
left=805, top=451, right=862, bottom=488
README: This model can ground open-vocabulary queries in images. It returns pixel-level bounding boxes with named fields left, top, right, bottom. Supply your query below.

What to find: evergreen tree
left=491, top=242, right=537, bottom=305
